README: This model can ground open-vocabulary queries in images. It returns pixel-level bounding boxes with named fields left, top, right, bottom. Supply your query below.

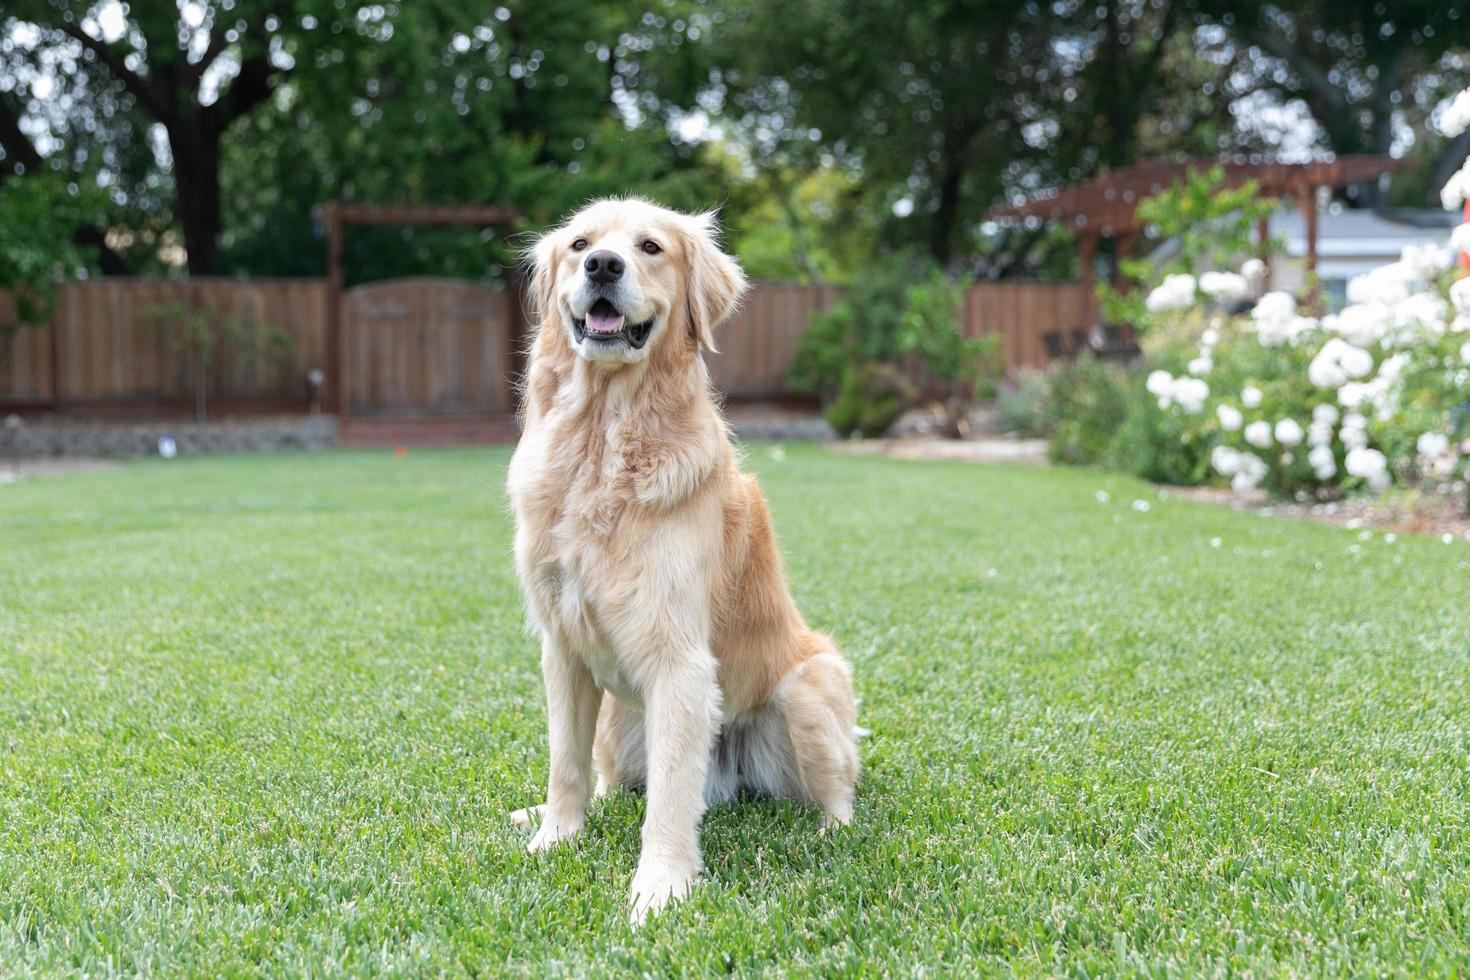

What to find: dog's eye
left=640, top=240, right=661, bottom=255
left=571, top=238, right=589, bottom=251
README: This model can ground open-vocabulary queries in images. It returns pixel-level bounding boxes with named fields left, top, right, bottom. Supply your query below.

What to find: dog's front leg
left=522, top=636, right=601, bottom=853
left=630, top=649, right=721, bottom=923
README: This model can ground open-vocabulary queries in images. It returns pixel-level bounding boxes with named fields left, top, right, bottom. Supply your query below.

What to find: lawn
left=2, top=445, right=1469, bottom=975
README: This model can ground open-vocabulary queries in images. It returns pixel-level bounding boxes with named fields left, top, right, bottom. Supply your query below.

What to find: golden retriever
left=505, top=198, right=859, bottom=922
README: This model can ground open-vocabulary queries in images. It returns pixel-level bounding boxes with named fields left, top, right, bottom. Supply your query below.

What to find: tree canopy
left=1, top=0, right=1467, bottom=284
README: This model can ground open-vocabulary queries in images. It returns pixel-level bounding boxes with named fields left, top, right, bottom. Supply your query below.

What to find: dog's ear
left=679, top=212, right=748, bottom=353
left=525, top=230, right=562, bottom=331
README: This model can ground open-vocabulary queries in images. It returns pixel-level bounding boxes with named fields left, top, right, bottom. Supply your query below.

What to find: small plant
left=824, top=363, right=916, bottom=439
left=897, top=270, right=1003, bottom=437
left=145, top=303, right=293, bottom=422
left=789, top=261, right=915, bottom=400
left=790, top=260, right=1004, bottom=438
left=996, top=371, right=1053, bottom=437
left=1045, top=355, right=1131, bottom=465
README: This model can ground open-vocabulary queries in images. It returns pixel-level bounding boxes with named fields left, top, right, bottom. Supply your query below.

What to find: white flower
left=1171, top=377, right=1209, bottom=414
left=1216, top=404, right=1243, bottom=432
left=1400, top=243, right=1454, bottom=280
left=1145, top=274, right=1197, bottom=313
left=1308, top=338, right=1374, bottom=389
left=1345, top=447, right=1391, bottom=491
left=1439, top=88, right=1470, bottom=138
left=1312, top=403, right=1340, bottom=425
left=1462, top=341, right=1470, bottom=364
left=1213, top=445, right=1268, bottom=492
left=1337, top=381, right=1372, bottom=409
left=1348, top=262, right=1417, bottom=306
left=1201, top=327, right=1220, bottom=347
left=1147, top=371, right=1207, bottom=413
left=1323, top=304, right=1389, bottom=347
left=1274, top=418, right=1304, bottom=447
left=1200, top=271, right=1249, bottom=304
left=1240, top=258, right=1267, bottom=283
left=1418, top=432, right=1451, bottom=457
left=1231, top=452, right=1267, bottom=492
left=1250, top=291, right=1300, bottom=346
left=1451, top=278, right=1470, bottom=315
left=1308, top=444, right=1337, bottom=480
left=1377, top=352, right=1410, bottom=384
left=1389, top=292, right=1450, bottom=338
left=1452, top=224, right=1470, bottom=257
left=1245, top=420, right=1273, bottom=449
left=1242, top=386, right=1263, bottom=409
left=1339, top=412, right=1369, bottom=450
left=1441, top=157, right=1470, bottom=211
left=1188, top=354, right=1213, bottom=375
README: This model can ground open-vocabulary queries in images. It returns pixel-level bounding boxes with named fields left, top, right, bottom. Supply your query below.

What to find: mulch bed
left=1167, top=484, right=1470, bottom=541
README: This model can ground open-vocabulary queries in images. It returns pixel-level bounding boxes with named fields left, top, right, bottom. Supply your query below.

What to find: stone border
left=1, top=415, right=338, bottom=458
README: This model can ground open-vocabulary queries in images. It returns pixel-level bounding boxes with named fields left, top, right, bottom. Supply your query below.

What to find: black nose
left=584, top=249, right=624, bottom=284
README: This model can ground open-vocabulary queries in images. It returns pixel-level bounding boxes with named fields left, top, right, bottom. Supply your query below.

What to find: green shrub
left=1045, top=356, right=1131, bottom=465
left=825, top=363, right=916, bottom=438
left=789, top=262, right=915, bottom=398
left=790, top=260, right=1005, bottom=439
left=996, top=371, right=1053, bottom=437
left=1104, top=375, right=1212, bottom=485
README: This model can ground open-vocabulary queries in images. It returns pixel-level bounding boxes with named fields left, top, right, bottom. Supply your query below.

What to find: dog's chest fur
left=507, top=380, right=723, bottom=701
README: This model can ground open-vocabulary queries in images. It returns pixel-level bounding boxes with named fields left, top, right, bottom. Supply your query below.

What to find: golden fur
left=505, top=198, right=858, bottom=922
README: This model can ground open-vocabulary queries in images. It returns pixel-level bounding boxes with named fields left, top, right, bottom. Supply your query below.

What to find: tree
left=1, top=1, right=368, bottom=274
left=712, top=0, right=1056, bottom=267
left=215, top=1, right=726, bottom=283
left=711, top=0, right=1252, bottom=271
left=0, top=174, right=103, bottom=331
left=1198, top=0, right=1470, bottom=203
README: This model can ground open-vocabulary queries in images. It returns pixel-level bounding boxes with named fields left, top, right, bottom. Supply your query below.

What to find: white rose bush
left=1128, top=245, right=1464, bottom=505
left=1131, top=244, right=1468, bottom=501
left=1052, top=97, right=1470, bottom=510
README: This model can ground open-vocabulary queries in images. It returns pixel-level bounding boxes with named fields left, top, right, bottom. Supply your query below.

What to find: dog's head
left=528, top=198, right=748, bottom=366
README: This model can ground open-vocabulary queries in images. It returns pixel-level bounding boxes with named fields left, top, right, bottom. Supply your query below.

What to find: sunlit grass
left=3, top=445, right=1469, bottom=973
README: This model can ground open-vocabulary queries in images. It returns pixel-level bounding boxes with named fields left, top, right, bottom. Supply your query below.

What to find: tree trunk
left=170, top=123, right=222, bottom=275
left=929, top=160, right=964, bottom=267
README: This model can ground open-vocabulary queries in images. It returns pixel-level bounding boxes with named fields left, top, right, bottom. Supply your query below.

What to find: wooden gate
left=343, top=277, right=513, bottom=414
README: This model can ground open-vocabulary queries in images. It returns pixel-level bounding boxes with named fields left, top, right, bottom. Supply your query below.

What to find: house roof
left=1271, top=207, right=1455, bottom=259
left=986, top=156, right=1409, bottom=237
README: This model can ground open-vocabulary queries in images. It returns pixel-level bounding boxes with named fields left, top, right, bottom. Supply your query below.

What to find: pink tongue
left=586, top=310, right=625, bottom=334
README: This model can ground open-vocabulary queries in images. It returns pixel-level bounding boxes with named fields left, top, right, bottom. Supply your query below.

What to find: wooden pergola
left=986, top=155, right=1409, bottom=319
left=315, top=202, right=523, bottom=414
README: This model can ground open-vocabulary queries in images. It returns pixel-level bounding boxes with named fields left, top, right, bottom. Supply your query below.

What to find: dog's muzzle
left=573, top=297, right=655, bottom=350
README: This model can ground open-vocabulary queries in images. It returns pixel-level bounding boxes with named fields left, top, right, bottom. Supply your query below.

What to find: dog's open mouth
left=573, top=298, right=654, bottom=349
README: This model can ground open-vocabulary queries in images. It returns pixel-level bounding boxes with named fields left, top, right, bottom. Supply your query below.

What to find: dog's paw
left=508, top=804, right=546, bottom=830
left=819, top=801, right=853, bottom=834
left=629, top=857, right=699, bottom=925
left=519, top=808, right=584, bottom=853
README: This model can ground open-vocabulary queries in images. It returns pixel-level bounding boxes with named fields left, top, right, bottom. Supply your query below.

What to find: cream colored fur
left=505, top=198, right=859, bottom=923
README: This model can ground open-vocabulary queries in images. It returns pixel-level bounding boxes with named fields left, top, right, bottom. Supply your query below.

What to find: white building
left=1267, top=206, right=1456, bottom=310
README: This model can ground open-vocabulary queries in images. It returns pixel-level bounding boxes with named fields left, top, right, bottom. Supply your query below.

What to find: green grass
left=3, top=445, right=1470, bottom=975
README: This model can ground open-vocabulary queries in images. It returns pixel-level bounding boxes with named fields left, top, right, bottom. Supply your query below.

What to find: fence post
left=48, top=305, right=62, bottom=410
left=323, top=204, right=345, bottom=414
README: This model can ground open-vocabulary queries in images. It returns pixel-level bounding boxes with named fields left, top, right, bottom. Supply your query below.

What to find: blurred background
left=0, top=1, right=1467, bottom=456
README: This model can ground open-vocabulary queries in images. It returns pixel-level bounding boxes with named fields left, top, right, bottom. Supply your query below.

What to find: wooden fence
left=0, top=278, right=1091, bottom=413
left=0, top=279, right=328, bottom=411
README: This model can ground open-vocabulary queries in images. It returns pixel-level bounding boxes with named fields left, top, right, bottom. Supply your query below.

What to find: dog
left=505, top=198, right=859, bottom=922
